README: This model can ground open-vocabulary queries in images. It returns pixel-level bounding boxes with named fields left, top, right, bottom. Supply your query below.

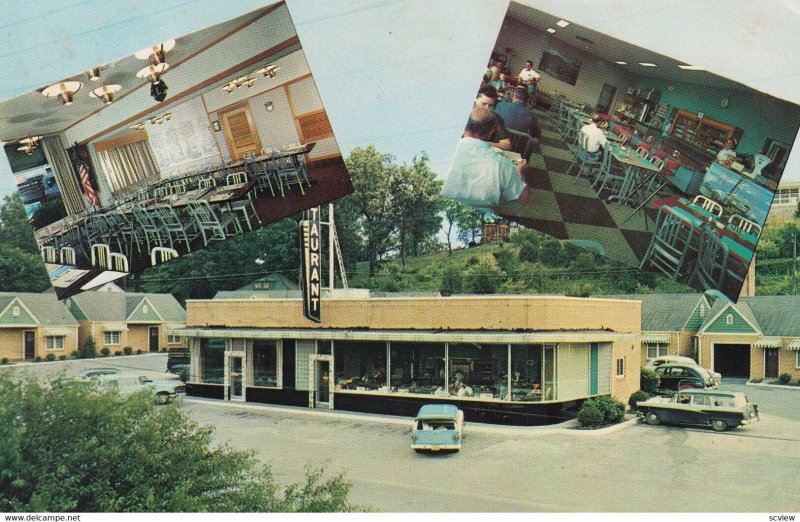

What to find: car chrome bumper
left=411, top=444, right=461, bottom=451
left=741, top=416, right=759, bottom=425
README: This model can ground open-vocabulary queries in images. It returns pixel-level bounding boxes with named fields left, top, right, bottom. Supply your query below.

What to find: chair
left=639, top=206, right=697, bottom=280
left=198, top=177, right=216, bottom=189
left=225, top=172, right=261, bottom=231
left=506, top=129, right=534, bottom=162
left=169, top=183, right=187, bottom=195
left=617, top=132, right=629, bottom=145
left=727, top=214, right=762, bottom=236
left=152, top=204, right=194, bottom=253
left=636, top=146, right=649, bottom=158
left=59, top=246, right=76, bottom=265
left=569, top=130, right=603, bottom=183
left=150, top=246, right=179, bottom=266
left=132, top=207, right=166, bottom=254
left=90, top=243, right=110, bottom=269
left=687, top=228, right=730, bottom=291
left=245, top=155, right=277, bottom=196
left=41, top=246, right=57, bottom=263
left=108, top=252, right=129, bottom=272
left=187, top=200, right=237, bottom=246
left=693, top=195, right=723, bottom=217
left=594, top=143, right=627, bottom=197
left=275, top=154, right=306, bottom=196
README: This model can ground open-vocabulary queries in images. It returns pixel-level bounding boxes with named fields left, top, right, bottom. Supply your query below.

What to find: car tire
left=156, top=392, right=171, bottom=405
left=711, top=419, right=729, bottom=432
left=645, top=411, right=661, bottom=426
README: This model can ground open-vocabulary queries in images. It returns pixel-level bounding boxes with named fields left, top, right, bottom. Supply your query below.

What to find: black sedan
left=653, top=363, right=718, bottom=391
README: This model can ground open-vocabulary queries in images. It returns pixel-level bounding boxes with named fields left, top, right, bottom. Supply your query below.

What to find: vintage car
left=410, top=404, right=464, bottom=452
left=653, top=363, right=719, bottom=391
left=645, top=356, right=722, bottom=383
left=93, top=372, right=186, bottom=404
left=637, top=390, right=759, bottom=431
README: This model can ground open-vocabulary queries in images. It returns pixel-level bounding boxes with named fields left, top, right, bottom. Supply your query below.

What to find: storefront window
left=390, top=342, right=445, bottom=395
left=200, top=338, right=225, bottom=384
left=251, top=340, right=278, bottom=387
left=448, top=343, right=508, bottom=399
left=510, top=344, right=543, bottom=401
left=333, top=341, right=386, bottom=391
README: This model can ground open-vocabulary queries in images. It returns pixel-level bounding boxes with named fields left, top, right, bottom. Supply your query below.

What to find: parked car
left=80, top=367, right=181, bottom=382
left=653, top=363, right=719, bottom=391
left=637, top=390, right=759, bottom=431
left=645, top=356, right=722, bottom=384
left=410, top=404, right=464, bottom=452
left=92, top=372, right=186, bottom=404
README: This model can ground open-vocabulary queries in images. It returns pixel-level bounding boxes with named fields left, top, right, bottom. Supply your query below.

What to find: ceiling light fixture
left=546, top=28, right=556, bottom=34
left=16, top=136, right=41, bottom=155
left=254, top=64, right=280, bottom=78
left=41, top=81, right=83, bottom=105
left=136, top=63, right=169, bottom=84
left=130, top=122, right=146, bottom=132
left=638, top=62, right=658, bottom=67
left=615, top=61, right=628, bottom=65
left=134, top=39, right=176, bottom=66
left=86, top=67, right=103, bottom=81
left=678, top=65, right=706, bottom=70
left=89, top=84, right=122, bottom=105
left=556, top=19, right=570, bottom=27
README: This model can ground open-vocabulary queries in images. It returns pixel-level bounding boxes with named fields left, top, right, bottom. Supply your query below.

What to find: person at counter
left=715, top=138, right=739, bottom=167
left=443, top=107, right=530, bottom=208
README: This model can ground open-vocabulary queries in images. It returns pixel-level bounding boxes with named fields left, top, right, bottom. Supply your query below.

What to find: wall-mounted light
left=89, top=84, right=122, bottom=105
left=134, top=39, right=175, bottom=66
left=211, top=120, right=221, bottom=132
left=265, top=101, right=274, bottom=112
left=42, top=81, right=83, bottom=106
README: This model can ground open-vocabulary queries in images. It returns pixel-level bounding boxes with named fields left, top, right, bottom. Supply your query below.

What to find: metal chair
left=150, top=246, right=179, bottom=266
left=132, top=207, right=166, bottom=255
left=152, top=204, right=194, bottom=253
left=506, top=129, right=534, bottom=162
left=687, top=228, right=730, bottom=291
left=727, top=214, right=762, bottom=236
left=59, top=246, right=76, bottom=265
left=198, top=177, right=216, bottom=189
left=569, top=130, right=603, bottom=183
left=693, top=195, right=723, bottom=217
left=594, top=143, right=627, bottom=197
left=275, top=154, right=306, bottom=196
left=187, top=200, right=237, bottom=246
left=41, top=246, right=57, bottom=263
left=639, top=206, right=697, bottom=280
left=225, top=172, right=261, bottom=231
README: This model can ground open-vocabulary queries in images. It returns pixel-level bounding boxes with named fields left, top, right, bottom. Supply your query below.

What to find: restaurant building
left=174, top=291, right=641, bottom=425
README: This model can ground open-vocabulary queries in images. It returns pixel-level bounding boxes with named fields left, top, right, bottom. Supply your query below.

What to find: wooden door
left=24, top=330, right=35, bottom=360
left=220, top=105, right=262, bottom=161
left=764, top=349, right=779, bottom=379
left=149, top=326, right=159, bottom=353
left=597, top=83, right=617, bottom=113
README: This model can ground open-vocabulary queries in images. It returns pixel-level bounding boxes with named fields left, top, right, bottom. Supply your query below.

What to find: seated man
left=473, top=84, right=511, bottom=151
left=443, top=107, right=530, bottom=208
left=494, top=87, right=542, bottom=139
left=517, top=60, right=541, bottom=105
left=578, top=113, right=608, bottom=161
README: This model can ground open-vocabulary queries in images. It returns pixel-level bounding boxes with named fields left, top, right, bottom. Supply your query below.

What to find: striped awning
left=43, top=328, right=75, bottom=336
left=788, top=339, right=800, bottom=351
left=641, top=333, right=671, bottom=344
left=753, top=337, right=783, bottom=349
left=102, top=323, right=128, bottom=332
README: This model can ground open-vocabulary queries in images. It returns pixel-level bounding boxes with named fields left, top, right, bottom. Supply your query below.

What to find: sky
left=1, top=0, right=799, bottom=198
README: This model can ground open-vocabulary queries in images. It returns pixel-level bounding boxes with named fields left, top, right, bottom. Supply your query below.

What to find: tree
left=441, top=198, right=478, bottom=254
left=0, top=375, right=355, bottom=512
left=0, top=193, right=40, bottom=254
left=462, top=256, right=505, bottom=294
left=0, top=194, right=51, bottom=292
left=395, top=154, right=442, bottom=260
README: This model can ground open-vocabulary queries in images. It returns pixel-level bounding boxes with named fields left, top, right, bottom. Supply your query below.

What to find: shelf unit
left=669, top=109, right=743, bottom=157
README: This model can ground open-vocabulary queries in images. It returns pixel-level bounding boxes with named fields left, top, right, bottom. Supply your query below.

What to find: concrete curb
left=0, top=352, right=164, bottom=370
left=184, top=397, right=637, bottom=436
left=746, top=380, right=800, bottom=391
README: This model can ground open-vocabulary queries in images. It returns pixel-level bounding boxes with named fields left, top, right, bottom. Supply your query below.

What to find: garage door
left=713, top=344, right=750, bottom=377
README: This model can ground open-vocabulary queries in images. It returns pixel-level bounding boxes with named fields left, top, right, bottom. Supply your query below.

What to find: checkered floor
left=497, top=108, right=680, bottom=267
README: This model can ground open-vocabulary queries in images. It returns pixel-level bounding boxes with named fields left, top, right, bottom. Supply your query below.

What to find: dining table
left=607, top=143, right=661, bottom=205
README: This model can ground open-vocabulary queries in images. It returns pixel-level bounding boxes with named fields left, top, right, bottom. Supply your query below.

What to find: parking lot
left=4, top=357, right=799, bottom=512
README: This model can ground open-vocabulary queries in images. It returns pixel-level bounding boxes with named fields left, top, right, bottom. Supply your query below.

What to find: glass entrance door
left=229, top=356, right=243, bottom=400
left=317, top=360, right=330, bottom=404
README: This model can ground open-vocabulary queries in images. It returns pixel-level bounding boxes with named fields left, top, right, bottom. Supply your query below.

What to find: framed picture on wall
left=538, top=46, right=582, bottom=86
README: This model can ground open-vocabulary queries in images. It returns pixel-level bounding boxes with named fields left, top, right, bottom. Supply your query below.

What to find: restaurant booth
left=174, top=292, right=641, bottom=426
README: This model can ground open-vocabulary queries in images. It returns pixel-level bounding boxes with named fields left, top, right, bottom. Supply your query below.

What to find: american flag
left=78, top=159, right=100, bottom=206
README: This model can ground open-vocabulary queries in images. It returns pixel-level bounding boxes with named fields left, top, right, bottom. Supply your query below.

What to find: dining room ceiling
left=0, top=3, right=288, bottom=146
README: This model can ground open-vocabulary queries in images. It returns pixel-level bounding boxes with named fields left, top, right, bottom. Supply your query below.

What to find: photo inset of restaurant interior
left=444, top=1, right=800, bottom=301
left=0, top=1, right=352, bottom=299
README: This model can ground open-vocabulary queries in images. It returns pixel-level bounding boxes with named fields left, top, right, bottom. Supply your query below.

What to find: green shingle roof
left=69, top=292, right=185, bottom=323
left=740, top=295, right=800, bottom=336
left=596, top=294, right=709, bottom=332
left=0, top=293, right=78, bottom=326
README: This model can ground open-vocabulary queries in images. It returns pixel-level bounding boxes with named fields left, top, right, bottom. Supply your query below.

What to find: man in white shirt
left=579, top=113, right=608, bottom=161
left=443, top=107, right=530, bottom=208
left=518, top=60, right=541, bottom=106
left=715, top=139, right=738, bottom=167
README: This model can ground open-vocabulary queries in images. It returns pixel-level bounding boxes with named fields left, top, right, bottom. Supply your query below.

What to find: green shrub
left=640, top=368, right=660, bottom=393
left=577, top=400, right=605, bottom=427
left=659, top=390, right=676, bottom=398
left=34, top=356, right=42, bottom=363
left=100, top=348, right=111, bottom=357
left=1, top=358, right=9, bottom=365
left=123, top=346, right=133, bottom=356
left=114, top=351, right=123, bottom=356
left=45, top=354, right=56, bottom=362
left=628, top=390, right=652, bottom=411
left=439, top=265, right=463, bottom=296
left=80, top=337, right=97, bottom=359
left=593, top=395, right=626, bottom=423
left=178, top=368, right=189, bottom=382
left=778, top=373, right=792, bottom=385
left=58, top=355, right=67, bottom=361
left=136, top=349, right=143, bottom=355
left=70, top=351, right=80, bottom=359
left=750, top=377, right=763, bottom=383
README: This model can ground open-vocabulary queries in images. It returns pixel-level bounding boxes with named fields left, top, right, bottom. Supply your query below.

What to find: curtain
left=96, top=139, right=160, bottom=193
left=41, top=135, right=86, bottom=215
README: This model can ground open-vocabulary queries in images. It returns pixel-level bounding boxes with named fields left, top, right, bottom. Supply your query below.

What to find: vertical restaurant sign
left=300, top=207, right=322, bottom=323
